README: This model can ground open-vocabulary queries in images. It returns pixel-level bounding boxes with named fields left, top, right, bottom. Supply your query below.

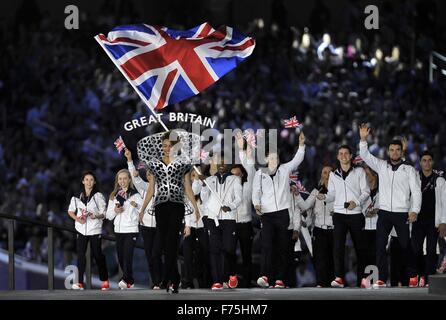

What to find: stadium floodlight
left=301, top=28, right=310, bottom=49
left=257, top=18, right=264, bottom=29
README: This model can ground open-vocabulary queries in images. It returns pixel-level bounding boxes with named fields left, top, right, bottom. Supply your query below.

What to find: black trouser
left=76, top=233, right=109, bottom=283
left=236, top=221, right=254, bottom=288
left=411, top=218, right=438, bottom=281
left=201, top=216, right=213, bottom=287
left=376, top=210, right=416, bottom=282
left=208, top=219, right=237, bottom=284
left=155, top=201, right=184, bottom=287
left=140, top=225, right=163, bottom=287
left=115, top=233, right=138, bottom=285
left=285, top=229, right=298, bottom=288
left=182, top=227, right=210, bottom=288
left=363, top=229, right=377, bottom=273
left=259, top=209, right=290, bottom=283
left=312, top=227, right=335, bottom=287
left=333, top=213, right=367, bottom=283
left=390, top=236, right=409, bottom=286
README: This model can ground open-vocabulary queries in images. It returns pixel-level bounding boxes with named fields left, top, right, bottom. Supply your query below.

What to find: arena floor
left=0, top=287, right=444, bottom=300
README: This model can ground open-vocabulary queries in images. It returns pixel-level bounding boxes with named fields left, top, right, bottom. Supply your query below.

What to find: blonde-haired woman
left=106, top=169, right=143, bottom=289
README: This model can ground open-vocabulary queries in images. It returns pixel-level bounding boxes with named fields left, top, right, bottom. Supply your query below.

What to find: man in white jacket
left=359, top=123, right=421, bottom=288
left=200, top=160, right=242, bottom=290
left=318, top=145, right=370, bottom=288
left=411, top=151, right=446, bottom=286
left=252, top=132, right=306, bottom=289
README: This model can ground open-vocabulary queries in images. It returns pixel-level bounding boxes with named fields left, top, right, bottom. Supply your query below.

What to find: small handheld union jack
left=289, top=173, right=299, bottom=184
left=283, top=116, right=301, bottom=129
left=137, top=161, right=147, bottom=170
left=290, top=173, right=309, bottom=194
left=114, top=136, right=126, bottom=154
left=353, top=155, right=364, bottom=165
left=199, top=149, right=209, bottom=162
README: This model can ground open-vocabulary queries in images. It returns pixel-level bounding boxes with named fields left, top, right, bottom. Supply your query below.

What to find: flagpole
left=95, top=36, right=225, bottom=221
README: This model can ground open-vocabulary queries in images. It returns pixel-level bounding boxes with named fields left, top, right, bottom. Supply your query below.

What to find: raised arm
left=125, top=148, right=149, bottom=193
left=358, top=123, right=385, bottom=172
left=281, top=132, right=306, bottom=173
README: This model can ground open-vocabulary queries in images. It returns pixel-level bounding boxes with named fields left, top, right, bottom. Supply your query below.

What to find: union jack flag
left=289, top=173, right=299, bottom=184
left=199, top=149, right=210, bottom=161
left=137, top=161, right=147, bottom=170
left=114, top=136, right=126, bottom=153
left=117, top=190, right=128, bottom=199
left=290, top=173, right=309, bottom=194
left=353, top=155, right=364, bottom=165
left=283, top=116, right=301, bottom=128
left=95, top=23, right=255, bottom=111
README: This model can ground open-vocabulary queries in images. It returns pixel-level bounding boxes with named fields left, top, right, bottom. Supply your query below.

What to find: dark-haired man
left=317, top=145, right=370, bottom=288
left=411, top=151, right=446, bottom=286
left=359, top=124, right=421, bottom=288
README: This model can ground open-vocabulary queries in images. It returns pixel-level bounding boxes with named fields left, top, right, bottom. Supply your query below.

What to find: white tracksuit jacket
left=359, top=141, right=421, bottom=214
left=252, top=145, right=306, bottom=213
left=200, top=174, right=243, bottom=221
left=68, top=192, right=107, bottom=236
left=325, top=166, right=370, bottom=215
left=106, top=190, right=142, bottom=233
left=127, top=161, right=156, bottom=228
left=237, top=150, right=256, bottom=223
left=296, top=188, right=334, bottom=229
left=363, top=191, right=379, bottom=230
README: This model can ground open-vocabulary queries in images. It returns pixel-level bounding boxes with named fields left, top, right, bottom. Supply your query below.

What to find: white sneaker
left=372, top=280, right=387, bottom=289
left=72, top=283, right=84, bottom=290
left=330, top=277, right=345, bottom=288
left=257, top=276, right=269, bottom=288
left=118, top=280, right=134, bottom=290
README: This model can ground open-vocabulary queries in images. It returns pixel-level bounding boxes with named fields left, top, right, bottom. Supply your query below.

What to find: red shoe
left=409, top=276, right=419, bottom=288
left=372, top=280, right=387, bottom=289
left=211, top=283, right=223, bottom=290
left=274, top=280, right=285, bottom=289
left=330, top=277, right=344, bottom=288
left=101, top=280, right=109, bottom=291
left=228, top=275, right=238, bottom=289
